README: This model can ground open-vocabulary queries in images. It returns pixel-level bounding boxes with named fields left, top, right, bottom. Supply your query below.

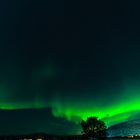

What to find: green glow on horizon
left=0, top=85, right=140, bottom=127
left=0, top=97, right=138, bottom=127
left=51, top=103, right=138, bottom=127
left=51, top=86, right=140, bottom=126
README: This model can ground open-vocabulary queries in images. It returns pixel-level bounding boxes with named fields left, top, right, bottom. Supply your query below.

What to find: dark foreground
left=0, top=134, right=138, bottom=140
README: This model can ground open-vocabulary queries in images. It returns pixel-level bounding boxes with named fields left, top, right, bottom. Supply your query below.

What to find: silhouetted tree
left=81, top=117, right=107, bottom=139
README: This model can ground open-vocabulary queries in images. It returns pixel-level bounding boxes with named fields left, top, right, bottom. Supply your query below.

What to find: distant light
left=128, top=135, right=134, bottom=138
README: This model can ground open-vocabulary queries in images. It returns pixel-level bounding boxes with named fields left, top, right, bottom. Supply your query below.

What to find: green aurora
left=0, top=82, right=140, bottom=127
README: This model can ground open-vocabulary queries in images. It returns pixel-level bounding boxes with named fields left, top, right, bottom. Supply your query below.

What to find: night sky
left=0, top=0, right=140, bottom=135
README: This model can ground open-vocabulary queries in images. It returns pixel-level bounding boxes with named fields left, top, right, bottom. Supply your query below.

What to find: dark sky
left=0, top=0, right=140, bottom=135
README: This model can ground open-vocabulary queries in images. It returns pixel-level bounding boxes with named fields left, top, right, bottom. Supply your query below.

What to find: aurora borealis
left=1, top=0, right=140, bottom=135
